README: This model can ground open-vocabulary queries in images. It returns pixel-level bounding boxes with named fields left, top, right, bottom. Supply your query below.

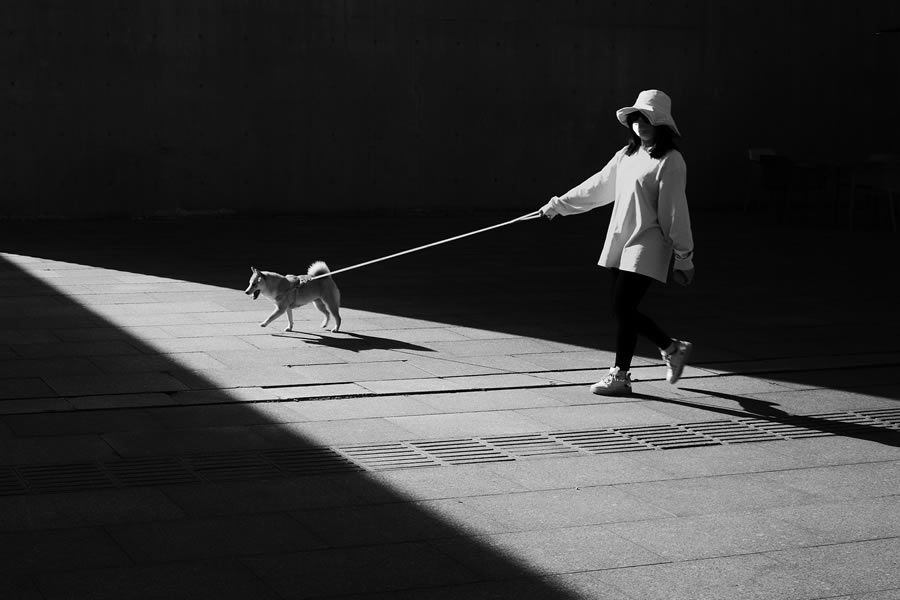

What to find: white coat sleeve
left=541, top=149, right=622, bottom=217
left=657, top=152, right=694, bottom=271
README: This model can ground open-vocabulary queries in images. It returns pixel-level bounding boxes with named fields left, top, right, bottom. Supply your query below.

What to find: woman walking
left=540, top=89, right=695, bottom=395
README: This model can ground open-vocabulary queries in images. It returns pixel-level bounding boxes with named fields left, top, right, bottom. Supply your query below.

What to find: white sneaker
left=662, top=340, right=692, bottom=384
left=590, top=367, right=632, bottom=396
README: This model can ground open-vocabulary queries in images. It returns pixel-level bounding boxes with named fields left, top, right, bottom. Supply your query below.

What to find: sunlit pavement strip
left=1, top=250, right=900, bottom=599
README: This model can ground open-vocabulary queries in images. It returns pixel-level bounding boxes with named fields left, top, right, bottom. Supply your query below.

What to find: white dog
left=244, top=261, right=341, bottom=332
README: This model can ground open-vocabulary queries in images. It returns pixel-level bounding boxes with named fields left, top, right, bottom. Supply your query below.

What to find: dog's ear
left=251, top=266, right=258, bottom=274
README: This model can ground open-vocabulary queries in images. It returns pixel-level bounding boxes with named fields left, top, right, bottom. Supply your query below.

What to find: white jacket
left=542, top=146, right=694, bottom=283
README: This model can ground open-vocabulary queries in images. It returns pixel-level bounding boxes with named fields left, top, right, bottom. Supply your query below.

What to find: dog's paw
left=283, top=326, right=293, bottom=332
left=259, top=322, right=268, bottom=328
left=330, top=326, right=340, bottom=333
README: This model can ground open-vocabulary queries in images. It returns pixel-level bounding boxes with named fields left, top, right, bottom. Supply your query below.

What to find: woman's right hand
left=540, top=199, right=558, bottom=220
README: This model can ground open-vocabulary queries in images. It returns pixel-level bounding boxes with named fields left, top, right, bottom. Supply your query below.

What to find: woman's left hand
left=673, top=268, right=695, bottom=286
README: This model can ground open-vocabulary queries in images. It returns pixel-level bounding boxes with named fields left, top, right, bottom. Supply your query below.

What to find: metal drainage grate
left=186, top=453, right=282, bottom=483
left=615, top=424, right=720, bottom=450
left=18, top=463, right=115, bottom=494
left=0, top=467, right=26, bottom=495
left=855, top=408, right=900, bottom=429
left=265, top=447, right=362, bottom=475
left=338, top=443, right=438, bottom=471
left=106, top=457, right=198, bottom=487
left=408, top=438, right=514, bottom=466
left=482, top=434, right=580, bottom=458
left=680, top=420, right=784, bottom=444
left=550, top=429, right=650, bottom=454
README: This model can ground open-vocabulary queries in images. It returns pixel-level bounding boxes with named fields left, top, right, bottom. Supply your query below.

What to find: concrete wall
left=2, top=1, right=896, bottom=218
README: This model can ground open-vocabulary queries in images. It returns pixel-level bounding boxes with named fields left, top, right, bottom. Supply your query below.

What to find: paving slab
left=0, top=526, right=132, bottom=573
left=385, top=410, right=548, bottom=438
left=253, top=417, right=420, bottom=446
left=161, top=476, right=366, bottom=517
left=763, top=496, right=900, bottom=544
left=33, top=559, right=281, bottom=600
left=459, top=486, right=673, bottom=531
left=0, top=488, right=185, bottom=532
left=483, top=453, right=674, bottom=490
left=243, top=542, right=480, bottom=599
left=762, top=436, right=900, bottom=467
left=625, top=443, right=809, bottom=477
left=10, top=340, right=143, bottom=359
left=107, top=513, right=323, bottom=563
left=0, top=378, right=56, bottom=400
left=90, top=352, right=229, bottom=372
left=759, top=461, right=900, bottom=500
left=0, top=434, right=119, bottom=464
left=2, top=408, right=161, bottom=436
left=43, top=372, right=189, bottom=396
left=515, top=402, right=682, bottom=429
left=289, top=498, right=507, bottom=547
left=417, top=388, right=564, bottom=412
left=764, top=538, right=900, bottom=596
left=289, top=395, right=438, bottom=421
left=368, top=463, right=528, bottom=501
left=433, top=525, right=665, bottom=577
left=613, top=472, right=823, bottom=516
left=591, top=552, right=840, bottom=600
left=102, top=426, right=274, bottom=457
left=606, top=510, right=832, bottom=560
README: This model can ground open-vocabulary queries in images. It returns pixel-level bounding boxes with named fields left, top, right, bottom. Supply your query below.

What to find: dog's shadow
left=273, top=331, right=435, bottom=354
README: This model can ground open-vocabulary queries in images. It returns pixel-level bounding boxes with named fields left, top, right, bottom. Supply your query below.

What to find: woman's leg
left=610, top=269, right=673, bottom=371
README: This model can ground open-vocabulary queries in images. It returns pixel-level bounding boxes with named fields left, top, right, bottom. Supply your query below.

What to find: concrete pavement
left=0, top=208, right=899, bottom=599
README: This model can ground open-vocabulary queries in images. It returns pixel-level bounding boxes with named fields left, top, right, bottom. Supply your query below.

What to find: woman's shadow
left=635, top=387, right=900, bottom=447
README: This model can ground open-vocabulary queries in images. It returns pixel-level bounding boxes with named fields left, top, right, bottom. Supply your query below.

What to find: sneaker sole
left=590, top=387, right=633, bottom=396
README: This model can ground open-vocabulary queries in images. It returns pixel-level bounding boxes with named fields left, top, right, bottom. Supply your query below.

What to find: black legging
left=609, top=268, right=673, bottom=372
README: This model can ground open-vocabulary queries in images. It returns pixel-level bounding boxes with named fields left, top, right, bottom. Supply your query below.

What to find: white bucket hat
left=616, top=89, right=681, bottom=137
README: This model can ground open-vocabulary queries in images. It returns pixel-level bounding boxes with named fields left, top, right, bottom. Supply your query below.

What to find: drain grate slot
left=410, top=438, right=514, bottom=465
left=482, top=434, right=581, bottom=458
left=266, top=447, right=363, bottom=475
left=18, top=463, right=115, bottom=493
left=0, top=467, right=26, bottom=495
left=106, top=457, right=198, bottom=487
left=680, top=420, right=784, bottom=444
left=336, top=444, right=436, bottom=471
left=550, top=429, right=651, bottom=454
left=810, top=412, right=886, bottom=436
left=615, top=424, right=720, bottom=450
left=186, top=453, right=281, bottom=482
left=856, top=408, right=900, bottom=429
left=738, top=418, right=833, bottom=439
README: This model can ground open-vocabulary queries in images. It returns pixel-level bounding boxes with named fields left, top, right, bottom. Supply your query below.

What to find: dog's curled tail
left=307, top=261, right=331, bottom=278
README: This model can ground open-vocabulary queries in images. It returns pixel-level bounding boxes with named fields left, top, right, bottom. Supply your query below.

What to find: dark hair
left=624, top=112, right=679, bottom=159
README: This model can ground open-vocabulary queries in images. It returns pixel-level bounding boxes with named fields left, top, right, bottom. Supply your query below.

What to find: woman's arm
left=541, top=149, right=622, bottom=218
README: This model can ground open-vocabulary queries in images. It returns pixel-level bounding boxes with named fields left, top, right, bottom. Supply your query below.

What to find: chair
left=848, top=153, right=900, bottom=232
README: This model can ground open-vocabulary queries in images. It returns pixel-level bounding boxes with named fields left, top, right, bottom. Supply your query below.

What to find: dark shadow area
left=2, top=209, right=899, bottom=401
left=0, top=254, right=587, bottom=597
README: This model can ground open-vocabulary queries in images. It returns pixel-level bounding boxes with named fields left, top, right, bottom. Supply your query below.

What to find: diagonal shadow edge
left=0, top=255, right=594, bottom=597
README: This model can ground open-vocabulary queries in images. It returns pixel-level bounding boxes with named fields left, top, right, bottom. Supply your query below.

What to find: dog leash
left=306, top=210, right=543, bottom=281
